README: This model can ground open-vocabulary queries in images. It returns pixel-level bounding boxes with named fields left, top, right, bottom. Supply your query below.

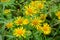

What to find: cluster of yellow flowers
left=5, top=15, right=51, bottom=36
left=14, top=17, right=29, bottom=25
left=5, top=0, right=57, bottom=38
left=5, top=10, right=60, bottom=37
left=24, top=1, right=44, bottom=16
left=37, top=23, right=51, bottom=35
left=6, top=21, right=31, bottom=37
left=4, top=1, right=60, bottom=37
left=5, top=17, right=31, bottom=37
left=1, top=0, right=60, bottom=40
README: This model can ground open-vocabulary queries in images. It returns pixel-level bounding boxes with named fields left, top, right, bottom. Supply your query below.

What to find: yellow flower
left=13, top=27, right=26, bottom=37
left=25, top=7, right=32, bottom=16
left=42, top=23, right=51, bottom=35
left=14, top=17, right=23, bottom=25
left=30, top=1, right=44, bottom=9
left=6, top=22, right=13, bottom=28
left=40, top=14, right=47, bottom=20
left=25, top=6, right=37, bottom=16
left=26, top=7, right=33, bottom=13
left=37, top=2, right=44, bottom=9
left=31, top=17, right=43, bottom=26
left=4, top=9, right=10, bottom=14
left=23, top=19, right=29, bottom=25
left=1, top=0, right=10, bottom=2
left=30, top=1, right=36, bottom=7
left=36, top=25, right=42, bottom=31
left=56, top=11, right=60, bottom=19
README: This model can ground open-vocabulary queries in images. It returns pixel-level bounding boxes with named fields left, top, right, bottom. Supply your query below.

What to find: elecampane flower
left=23, top=19, right=29, bottom=25
left=6, top=22, right=13, bottom=29
left=14, top=17, right=23, bottom=25
left=55, top=11, right=60, bottom=19
left=13, top=27, right=26, bottom=37
left=42, top=23, right=51, bottom=35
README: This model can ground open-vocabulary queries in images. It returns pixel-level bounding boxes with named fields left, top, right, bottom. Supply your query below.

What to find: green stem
left=3, top=5, right=5, bottom=14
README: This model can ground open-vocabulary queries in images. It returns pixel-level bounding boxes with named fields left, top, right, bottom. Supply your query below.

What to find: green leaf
left=0, top=35, right=2, bottom=40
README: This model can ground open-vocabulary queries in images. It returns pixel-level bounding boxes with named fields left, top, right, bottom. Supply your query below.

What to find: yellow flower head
left=25, top=6, right=37, bottom=16
left=4, top=9, right=10, bottom=14
left=30, top=1, right=44, bottom=9
left=1, top=0, right=10, bottom=2
left=37, top=2, right=44, bottom=9
left=36, top=25, right=42, bottom=31
left=42, top=23, right=51, bottom=35
left=56, top=11, right=60, bottom=19
left=30, top=1, right=36, bottom=7
left=31, top=17, right=43, bottom=26
left=23, top=19, right=29, bottom=25
left=13, top=27, right=26, bottom=37
left=6, top=22, right=13, bottom=29
left=40, top=14, right=47, bottom=20
left=14, top=17, right=23, bottom=25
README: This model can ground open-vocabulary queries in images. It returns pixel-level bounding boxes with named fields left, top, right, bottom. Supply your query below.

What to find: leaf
left=0, top=35, right=2, bottom=40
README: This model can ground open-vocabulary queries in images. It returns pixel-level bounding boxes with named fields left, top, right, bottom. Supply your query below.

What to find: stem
left=3, top=5, right=5, bottom=14
left=44, top=35, right=46, bottom=40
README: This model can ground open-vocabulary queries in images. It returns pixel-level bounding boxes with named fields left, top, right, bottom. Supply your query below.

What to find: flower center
left=32, top=20, right=39, bottom=25
left=28, top=8, right=32, bottom=13
left=17, top=29, right=23, bottom=35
